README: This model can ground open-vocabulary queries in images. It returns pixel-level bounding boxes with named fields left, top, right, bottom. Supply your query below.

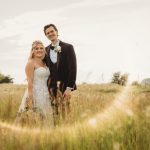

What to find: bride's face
left=33, top=44, right=45, bottom=59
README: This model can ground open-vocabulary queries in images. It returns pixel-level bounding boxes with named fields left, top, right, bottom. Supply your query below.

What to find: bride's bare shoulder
left=25, top=59, right=35, bottom=70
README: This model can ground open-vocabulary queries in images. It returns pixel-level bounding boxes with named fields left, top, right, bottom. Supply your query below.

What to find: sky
left=0, top=0, right=150, bottom=84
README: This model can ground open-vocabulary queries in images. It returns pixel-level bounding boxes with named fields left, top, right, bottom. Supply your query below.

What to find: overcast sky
left=0, top=0, right=150, bottom=84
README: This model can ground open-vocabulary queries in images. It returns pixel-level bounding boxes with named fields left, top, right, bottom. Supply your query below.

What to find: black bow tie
left=50, top=45, right=55, bottom=50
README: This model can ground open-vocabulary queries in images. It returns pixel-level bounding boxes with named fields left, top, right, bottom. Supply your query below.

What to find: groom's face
left=45, top=26, right=58, bottom=42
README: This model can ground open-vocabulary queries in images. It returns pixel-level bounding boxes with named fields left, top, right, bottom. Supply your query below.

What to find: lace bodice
left=33, top=67, right=50, bottom=87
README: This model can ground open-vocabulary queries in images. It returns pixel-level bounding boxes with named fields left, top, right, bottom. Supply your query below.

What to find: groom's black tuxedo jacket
left=44, top=40, right=77, bottom=92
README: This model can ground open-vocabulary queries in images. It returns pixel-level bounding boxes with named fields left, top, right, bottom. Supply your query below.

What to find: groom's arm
left=66, top=44, right=77, bottom=90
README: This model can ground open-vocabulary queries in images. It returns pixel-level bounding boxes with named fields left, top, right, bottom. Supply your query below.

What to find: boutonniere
left=54, top=45, right=61, bottom=53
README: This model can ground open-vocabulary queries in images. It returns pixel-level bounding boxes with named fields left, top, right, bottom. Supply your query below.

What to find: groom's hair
left=44, top=24, right=58, bottom=35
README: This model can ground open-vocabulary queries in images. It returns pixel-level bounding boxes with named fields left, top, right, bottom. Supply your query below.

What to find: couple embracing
left=17, top=24, right=77, bottom=126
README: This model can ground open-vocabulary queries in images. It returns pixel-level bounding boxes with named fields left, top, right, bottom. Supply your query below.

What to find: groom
left=43, top=24, right=77, bottom=107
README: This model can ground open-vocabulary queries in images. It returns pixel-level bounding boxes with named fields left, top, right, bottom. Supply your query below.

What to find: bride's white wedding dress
left=18, top=67, right=53, bottom=125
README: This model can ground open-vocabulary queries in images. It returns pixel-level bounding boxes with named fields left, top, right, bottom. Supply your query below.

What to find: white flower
left=54, top=45, right=61, bottom=53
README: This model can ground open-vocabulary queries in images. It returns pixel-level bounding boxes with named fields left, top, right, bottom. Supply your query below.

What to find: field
left=0, top=83, right=150, bottom=150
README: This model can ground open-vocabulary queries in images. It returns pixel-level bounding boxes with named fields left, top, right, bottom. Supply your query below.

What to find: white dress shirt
left=49, top=40, right=60, bottom=63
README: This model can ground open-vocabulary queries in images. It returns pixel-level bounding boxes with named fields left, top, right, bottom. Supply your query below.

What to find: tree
left=111, top=72, right=121, bottom=84
left=0, top=72, right=13, bottom=83
left=119, top=74, right=128, bottom=86
left=111, top=72, right=128, bottom=86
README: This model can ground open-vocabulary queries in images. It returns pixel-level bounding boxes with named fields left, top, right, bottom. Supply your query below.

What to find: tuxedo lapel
left=57, top=52, right=61, bottom=69
left=46, top=45, right=53, bottom=76
left=47, top=45, right=50, bottom=58
left=46, top=45, right=51, bottom=64
left=57, top=41, right=63, bottom=69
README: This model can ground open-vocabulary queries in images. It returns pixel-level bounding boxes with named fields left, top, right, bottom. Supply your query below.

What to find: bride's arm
left=25, top=60, right=34, bottom=101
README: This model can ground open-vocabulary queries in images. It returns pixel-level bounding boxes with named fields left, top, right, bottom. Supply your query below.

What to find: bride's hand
left=48, top=77, right=51, bottom=86
left=26, top=97, right=33, bottom=109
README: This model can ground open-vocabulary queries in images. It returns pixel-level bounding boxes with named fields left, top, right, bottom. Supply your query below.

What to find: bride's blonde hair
left=28, top=40, right=46, bottom=60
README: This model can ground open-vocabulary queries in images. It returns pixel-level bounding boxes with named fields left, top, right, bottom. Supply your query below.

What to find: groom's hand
left=63, top=89, right=71, bottom=99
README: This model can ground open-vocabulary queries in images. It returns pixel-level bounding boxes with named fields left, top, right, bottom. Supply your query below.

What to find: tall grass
left=0, top=83, right=150, bottom=150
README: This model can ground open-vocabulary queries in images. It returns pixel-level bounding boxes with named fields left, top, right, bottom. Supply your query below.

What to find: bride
left=17, top=40, right=53, bottom=126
